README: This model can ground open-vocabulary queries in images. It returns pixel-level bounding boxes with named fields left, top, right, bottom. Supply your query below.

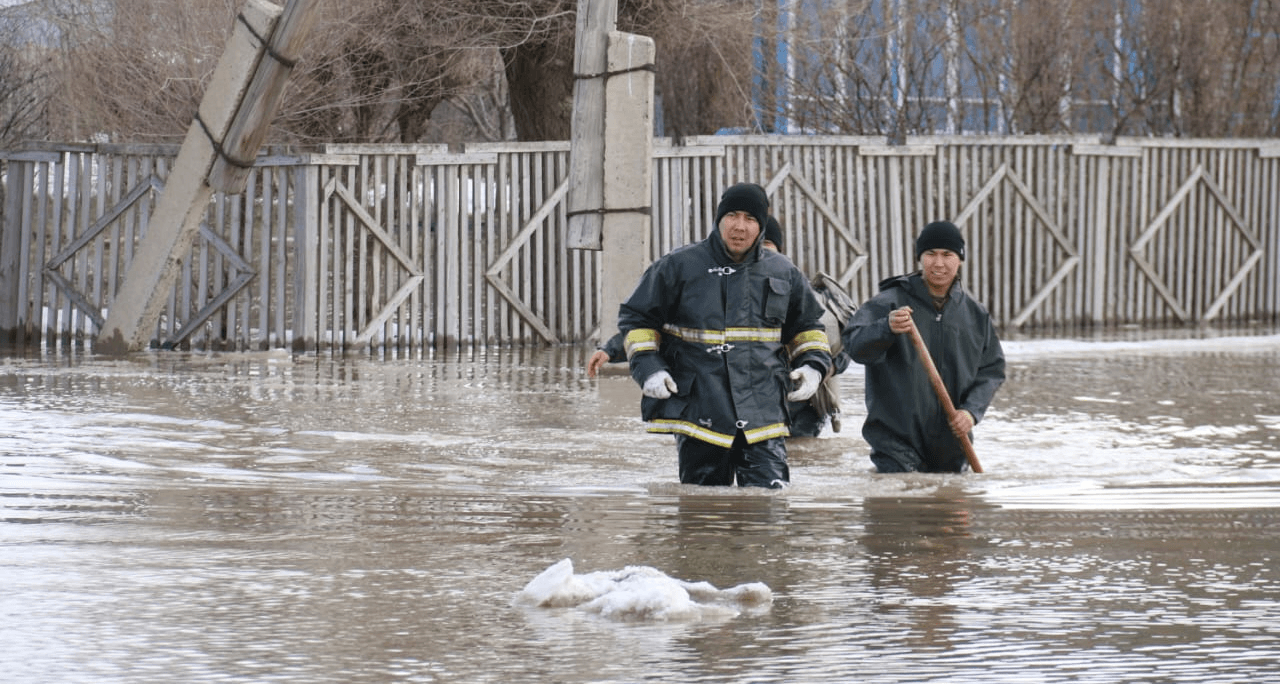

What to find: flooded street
left=2, top=330, right=1279, bottom=683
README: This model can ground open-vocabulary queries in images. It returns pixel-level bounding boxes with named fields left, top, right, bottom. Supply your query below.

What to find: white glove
left=786, top=365, right=822, bottom=402
left=642, top=370, right=679, bottom=399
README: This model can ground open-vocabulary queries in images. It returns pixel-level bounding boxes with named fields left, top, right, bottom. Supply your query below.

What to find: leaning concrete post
left=97, top=0, right=319, bottom=354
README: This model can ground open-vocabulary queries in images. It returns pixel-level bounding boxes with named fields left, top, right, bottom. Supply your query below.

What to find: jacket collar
left=881, top=271, right=960, bottom=305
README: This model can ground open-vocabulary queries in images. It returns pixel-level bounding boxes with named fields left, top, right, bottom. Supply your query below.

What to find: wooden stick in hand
left=906, top=323, right=984, bottom=474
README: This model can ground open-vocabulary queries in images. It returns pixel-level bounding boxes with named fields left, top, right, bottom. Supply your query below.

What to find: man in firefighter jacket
left=618, top=182, right=833, bottom=488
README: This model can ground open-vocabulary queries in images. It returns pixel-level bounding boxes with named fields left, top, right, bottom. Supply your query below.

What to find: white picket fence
left=2, top=135, right=1277, bottom=352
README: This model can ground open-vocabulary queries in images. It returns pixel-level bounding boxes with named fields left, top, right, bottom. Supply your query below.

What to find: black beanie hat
left=915, top=220, right=965, bottom=261
left=763, top=216, right=785, bottom=253
left=715, top=183, right=770, bottom=235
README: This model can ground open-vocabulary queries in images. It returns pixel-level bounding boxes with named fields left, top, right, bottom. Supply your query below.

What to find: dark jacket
left=598, top=332, right=626, bottom=364
left=619, top=230, right=832, bottom=447
left=842, top=272, right=1005, bottom=472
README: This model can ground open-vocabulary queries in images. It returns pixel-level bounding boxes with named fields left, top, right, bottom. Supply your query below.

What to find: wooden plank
left=416, top=153, right=497, bottom=166
left=75, top=152, right=93, bottom=341
left=317, top=170, right=332, bottom=349
left=858, top=144, right=936, bottom=156
left=444, top=165, right=461, bottom=348
left=0, top=161, right=26, bottom=338
left=340, top=167, right=354, bottom=346
left=0, top=151, right=61, bottom=163
left=1072, top=144, right=1142, bottom=157
left=236, top=170, right=256, bottom=346
left=1089, top=157, right=1108, bottom=323
left=654, top=145, right=725, bottom=159
left=163, top=271, right=254, bottom=348
left=355, top=275, right=424, bottom=344
left=255, top=168, right=272, bottom=348
left=273, top=167, right=287, bottom=345
left=50, top=155, right=68, bottom=343
left=565, top=0, right=617, bottom=249
left=32, top=161, right=52, bottom=344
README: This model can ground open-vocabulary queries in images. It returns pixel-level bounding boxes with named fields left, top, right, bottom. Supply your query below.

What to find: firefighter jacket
left=619, top=229, right=832, bottom=447
left=842, top=272, right=1006, bottom=472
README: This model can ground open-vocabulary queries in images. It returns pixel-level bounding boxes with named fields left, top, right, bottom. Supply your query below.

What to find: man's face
left=720, top=211, right=761, bottom=262
left=920, top=248, right=962, bottom=295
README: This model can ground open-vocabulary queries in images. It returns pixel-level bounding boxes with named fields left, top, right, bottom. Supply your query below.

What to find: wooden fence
left=2, top=136, right=1278, bottom=353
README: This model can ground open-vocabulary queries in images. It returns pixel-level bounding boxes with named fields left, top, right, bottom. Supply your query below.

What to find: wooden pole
left=566, top=0, right=617, bottom=250
left=907, top=324, right=984, bottom=473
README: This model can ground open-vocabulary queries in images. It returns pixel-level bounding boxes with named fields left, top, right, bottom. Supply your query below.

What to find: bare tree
left=38, top=0, right=238, bottom=142
left=498, top=0, right=761, bottom=141
left=630, top=0, right=758, bottom=138
left=33, top=0, right=765, bottom=144
left=23, top=0, right=1280, bottom=145
left=779, top=0, right=1280, bottom=138
left=0, top=3, right=54, bottom=147
left=1002, top=0, right=1084, bottom=133
left=278, top=0, right=502, bottom=143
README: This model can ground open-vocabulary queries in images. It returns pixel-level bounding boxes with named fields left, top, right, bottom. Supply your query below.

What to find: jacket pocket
left=764, top=277, right=790, bottom=324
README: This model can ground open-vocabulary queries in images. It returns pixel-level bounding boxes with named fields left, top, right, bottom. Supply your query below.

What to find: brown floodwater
left=2, top=330, right=1278, bottom=683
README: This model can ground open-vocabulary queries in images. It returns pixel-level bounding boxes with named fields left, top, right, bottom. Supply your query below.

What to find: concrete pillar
left=597, top=32, right=655, bottom=345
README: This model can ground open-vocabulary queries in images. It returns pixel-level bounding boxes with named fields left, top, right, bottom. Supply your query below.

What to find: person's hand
left=949, top=409, right=975, bottom=438
left=642, top=370, right=678, bottom=399
left=786, top=366, right=822, bottom=402
left=586, top=350, right=609, bottom=378
left=889, top=306, right=914, bottom=334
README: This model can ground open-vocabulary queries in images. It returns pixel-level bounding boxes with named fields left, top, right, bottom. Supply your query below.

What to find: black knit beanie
left=915, top=220, right=965, bottom=261
left=714, top=183, right=770, bottom=234
left=763, top=216, right=785, bottom=253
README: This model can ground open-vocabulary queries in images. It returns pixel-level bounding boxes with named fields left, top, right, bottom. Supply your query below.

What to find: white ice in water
left=513, top=558, right=772, bottom=621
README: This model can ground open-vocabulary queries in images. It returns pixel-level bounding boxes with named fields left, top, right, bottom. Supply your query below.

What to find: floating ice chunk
left=514, top=558, right=772, bottom=621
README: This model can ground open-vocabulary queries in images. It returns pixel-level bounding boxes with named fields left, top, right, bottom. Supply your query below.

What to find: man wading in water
left=617, top=182, right=832, bottom=487
left=842, top=221, right=1006, bottom=473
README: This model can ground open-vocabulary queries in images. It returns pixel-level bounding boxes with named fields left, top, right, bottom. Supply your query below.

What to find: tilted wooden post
left=566, top=0, right=617, bottom=251
left=96, top=0, right=320, bottom=354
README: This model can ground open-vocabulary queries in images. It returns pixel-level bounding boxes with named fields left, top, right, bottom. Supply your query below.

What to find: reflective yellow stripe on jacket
left=660, top=324, right=782, bottom=344
left=630, top=325, right=828, bottom=354
left=624, top=328, right=661, bottom=358
left=787, top=329, right=831, bottom=359
left=647, top=419, right=790, bottom=446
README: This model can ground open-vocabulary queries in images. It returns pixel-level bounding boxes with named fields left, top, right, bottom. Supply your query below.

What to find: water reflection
left=860, top=493, right=982, bottom=653
left=1, top=332, right=1279, bottom=682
